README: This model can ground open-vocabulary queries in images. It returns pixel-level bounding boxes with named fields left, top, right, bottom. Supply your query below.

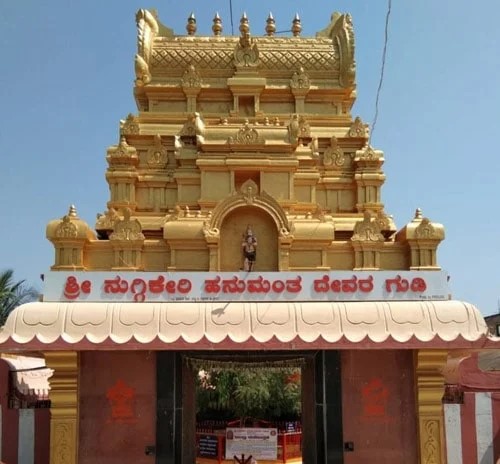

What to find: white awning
left=0, top=300, right=492, bottom=351
left=1, top=354, right=52, bottom=395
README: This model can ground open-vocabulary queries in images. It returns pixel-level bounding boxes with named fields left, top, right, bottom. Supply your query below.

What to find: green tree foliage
left=196, top=367, right=301, bottom=423
left=0, top=269, right=39, bottom=326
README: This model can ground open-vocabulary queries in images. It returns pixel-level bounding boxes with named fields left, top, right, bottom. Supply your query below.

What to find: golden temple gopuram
left=1, top=9, right=497, bottom=464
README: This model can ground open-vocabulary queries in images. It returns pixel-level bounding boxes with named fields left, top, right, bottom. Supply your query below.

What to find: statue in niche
left=241, top=225, right=257, bottom=271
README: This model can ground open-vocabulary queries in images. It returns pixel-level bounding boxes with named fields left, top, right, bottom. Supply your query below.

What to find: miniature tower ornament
left=242, top=225, right=257, bottom=271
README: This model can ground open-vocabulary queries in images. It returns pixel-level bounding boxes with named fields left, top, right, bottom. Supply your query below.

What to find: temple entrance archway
left=155, top=350, right=344, bottom=464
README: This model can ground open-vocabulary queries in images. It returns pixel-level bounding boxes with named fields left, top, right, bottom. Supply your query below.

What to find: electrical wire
left=369, top=0, right=392, bottom=146
left=229, top=0, right=234, bottom=35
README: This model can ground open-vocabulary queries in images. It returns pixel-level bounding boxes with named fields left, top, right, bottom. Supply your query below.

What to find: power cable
left=369, top=0, right=392, bottom=146
left=229, top=0, right=234, bottom=35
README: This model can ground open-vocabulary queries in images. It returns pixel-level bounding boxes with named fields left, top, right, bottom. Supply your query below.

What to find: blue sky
left=1, top=1, right=499, bottom=315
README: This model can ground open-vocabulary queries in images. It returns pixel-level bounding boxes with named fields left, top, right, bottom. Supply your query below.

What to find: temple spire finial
left=186, top=12, right=197, bottom=35
left=212, top=12, right=222, bottom=36
left=265, top=12, right=276, bottom=36
left=68, top=205, right=78, bottom=218
left=239, top=12, right=250, bottom=35
left=292, top=13, right=302, bottom=37
left=415, top=208, right=423, bottom=220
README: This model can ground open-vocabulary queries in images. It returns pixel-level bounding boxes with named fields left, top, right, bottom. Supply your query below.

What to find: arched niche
left=220, top=206, right=279, bottom=271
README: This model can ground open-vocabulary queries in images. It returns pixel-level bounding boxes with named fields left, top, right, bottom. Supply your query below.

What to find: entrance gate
left=155, top=351, right=344, bottom=464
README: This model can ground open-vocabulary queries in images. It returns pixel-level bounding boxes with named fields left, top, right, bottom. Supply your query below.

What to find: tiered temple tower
left=46, top=10, right=445, bottom=274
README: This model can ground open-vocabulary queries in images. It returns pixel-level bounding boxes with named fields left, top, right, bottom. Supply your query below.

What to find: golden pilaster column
left=45, top=351, right=79, bottom=464
left=414, top=349, right=448, bottom=464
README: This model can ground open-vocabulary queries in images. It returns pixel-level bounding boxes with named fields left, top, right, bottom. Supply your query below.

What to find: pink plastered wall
left=79, top=351, right=156, bottom=464
left=342, top=350, right=418, bottom=464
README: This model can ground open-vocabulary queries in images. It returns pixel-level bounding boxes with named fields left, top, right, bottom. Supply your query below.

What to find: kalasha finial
left=414, top=208, right=423, bottom=220
left=291, top=13, right=302, bottom=37
left=239, top=12, right=250, bottom=35
left=68, top=205, right=78, bottom=218
left=212, top=12, right=222, bottom=36
left=265, top=12, right=276, bottom=36
left=186, top=12, right=197, bottom=35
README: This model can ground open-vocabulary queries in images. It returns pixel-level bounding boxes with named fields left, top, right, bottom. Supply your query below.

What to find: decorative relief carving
left=120, top=114, right=140, bottom=135
left=323, top=136, right=345, bottom=167
left=151, top=42, right=336, bottom=72
left=202, top=221, right=220, bottom=239
left=152, top=48, right=233, bottom=70
left=348, top=116, right=369, bottom=138
left=337, top=14, right=356, bottom=88
left=110, top=208, right=145, bottom=241
left=55, top=216, right=78, bottom=239
left=297, top=116, right=311, bottom=139
left=315, top=204, right=326, bottom=222
left=290, top=67, right=310, bottom=90
left=234, top=34, right=259, bottom=68
left=415, top=218, right=437, bottom=239
left=375, top=211, right=392, bottom=231
left=181, top=64, right=202, bottom=88
left=241, top=179, right=259, bottom=204
left=422, top=419, right=440, bottom=464
left=287, top=114, right=299, bottom=143
left=259, top=48, right=336, bottom=71
left=352, top=212, right=384, bottom=242
left=287, top=114, right=310, bottom=143
left=96, top=208, right=120, bottom=230
left=180, top=112, right=205, bottom=137
left=147, top=134, right=168, bottom=166
left=54, top=421, right=74, bottom=464
left=230, top=121, right=263, bottom=144
left=136, top=9, right=158, bottom=63
left=108, top=136, right=137, bottom=160
left=318, top=12, right=356, bottom=87
left=356, top=145, right=382, bottom=161
left=134, top=54, right=151, bottom=86
left=209, top=190, right=290, bottom=239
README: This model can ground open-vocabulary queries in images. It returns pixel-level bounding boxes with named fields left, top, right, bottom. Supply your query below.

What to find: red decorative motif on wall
left=106, top=379, right=137, bottom=424
left=361, top=378, right=389, bottom=419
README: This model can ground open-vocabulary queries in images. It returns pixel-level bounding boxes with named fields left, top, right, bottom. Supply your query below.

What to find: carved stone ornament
left=287, top=114, right=299, bottom=143
left=110, top=208, right=145, bottom=241
left=96, top=208, right=120, bottom=230
left=290, top=67, right=310, bottom=90
left=234, top=28, right=260, bottom=68
left=181, top=64, right=202, bottom=88
left=232, top=121, right=263, bottom=144
left=202, top=221, right=220, bottom=239
left=348, top=116, right=369, bottom=138
left=55, top=215, right=78, bottom=239
left=356, top=145, right=382, bottom=161
left=180, top=112, right=205, bottom=137
left=136, top=9, right=159, bottom=63
left=351, top=212, right=384, bottom=242
left=298, top=116, right=311, bottom=139
left=415, top=217, right=437, bottom=239
left=375, top=211, right=392, bottom=231
left=120, top=114, right=140, bottom=135
left=315, top=204, right=326, bottom=222
left=107, top=136, right=137, bottom=164
left=422, top=419, right=440, bottom=464
left=147, top=134, right=168, bottom=166
left=323, top=136, right=345, bottom=167
left=134, top=54, right=151, bottom=86
left=241, top=179, right=259, bottom=204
